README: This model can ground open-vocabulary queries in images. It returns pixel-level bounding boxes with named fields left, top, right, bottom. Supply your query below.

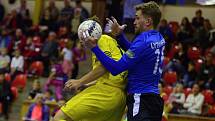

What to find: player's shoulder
left=98, top=34, right=116, bottom=45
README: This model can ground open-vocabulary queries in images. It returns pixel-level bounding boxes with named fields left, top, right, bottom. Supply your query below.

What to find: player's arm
left=116, top=33, right=131, bottom=51
left=91, top=38, right=147, bottom=76
left=64, top=64, right=107, bottom=91
left=106, top=17, right=131, bottom=50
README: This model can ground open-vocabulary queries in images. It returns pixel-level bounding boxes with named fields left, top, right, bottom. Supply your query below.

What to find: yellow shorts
left=61, top=83, right=126, bottom=121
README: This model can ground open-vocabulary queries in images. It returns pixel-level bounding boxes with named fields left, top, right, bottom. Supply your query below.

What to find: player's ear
left=146, top=17, right=152, bottom=27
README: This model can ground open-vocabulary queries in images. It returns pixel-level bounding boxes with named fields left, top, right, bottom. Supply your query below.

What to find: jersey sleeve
left=92, top=35, right=149, bottom=76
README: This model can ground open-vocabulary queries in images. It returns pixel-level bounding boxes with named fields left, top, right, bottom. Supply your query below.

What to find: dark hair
left=136, top=1, right=161, bottom=29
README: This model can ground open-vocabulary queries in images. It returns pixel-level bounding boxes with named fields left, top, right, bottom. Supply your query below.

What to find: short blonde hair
left=136, top=1, right=161, bottom=28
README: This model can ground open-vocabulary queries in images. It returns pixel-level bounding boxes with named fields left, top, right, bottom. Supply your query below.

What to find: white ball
left=78, top=20, right=102, bottom=40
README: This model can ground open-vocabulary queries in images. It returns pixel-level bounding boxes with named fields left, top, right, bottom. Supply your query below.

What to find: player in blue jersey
left=82, top=1, right=165, bottom=121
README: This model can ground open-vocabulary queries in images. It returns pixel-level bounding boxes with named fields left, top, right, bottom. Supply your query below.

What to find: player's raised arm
left=106, top=17, right=131, bottom=50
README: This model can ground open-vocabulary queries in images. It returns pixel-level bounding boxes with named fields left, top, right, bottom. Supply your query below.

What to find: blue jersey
left=92, top=30, right=165, bottom=94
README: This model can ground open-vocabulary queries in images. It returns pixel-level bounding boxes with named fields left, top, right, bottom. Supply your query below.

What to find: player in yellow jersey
left=54, top=20, right=127, bottom=121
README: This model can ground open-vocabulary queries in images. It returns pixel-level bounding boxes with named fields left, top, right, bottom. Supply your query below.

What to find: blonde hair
left=135, top=1, right=161, bottom=28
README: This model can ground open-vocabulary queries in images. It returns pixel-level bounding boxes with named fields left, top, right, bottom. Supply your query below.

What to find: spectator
left=74, top=0, right=89, bottom=20
left=23, top=36, right=42, bottom=63
left=44, top=58, right=66, bottom=100
left=122, top=0, right=143, bottom=33
left=0, top=48, right=10, bottom=71
left=72, top=41, right=86, bottom=79
left=25, top=94, right=50, bottom=121
left=61, top=0, right=74, bottom=21
left=22, top=9, right=32, bottom=33
left=40, top=32, right=58, bottom=76
left=158, top=82, right=170, bottom=120
left=0, top=1, right=5, bottom=22
left=0, top=29, right=12, bottom=53
left=12, top=28, right=26, bottom=52
left=61, top=40, right=73, bottom=78
left=177, top=17, right=193, bottom=44
left=28, top=79, right=42, bottom=100
left=0, top=70, right=13, bottom=120
left=183, top=61, right=197, bottom=87
left=182, top=83, right=204, bottom=115
left=40, top=9, right=55, bottom=31
left=16, top=0, right=30, bottom=19
left=164, top=43, right=188, bottom=81
left=168, top=83, right=185, bottom=114
left=192, top=9, right=204, bottom=30
left=2, top=9, right=22, bottom=30
left=10, top=49, right=24, bottom=81
left=158, top=19, right=174, bottom=51
left=196, top=52, right=215, bottom=89
left=45, top=0, right=59, bottom=22
left=71, top=8, right=84, bottom=36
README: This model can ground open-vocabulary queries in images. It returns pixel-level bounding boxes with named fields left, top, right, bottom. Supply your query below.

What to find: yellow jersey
left=92, top=34, right=127, bottom=90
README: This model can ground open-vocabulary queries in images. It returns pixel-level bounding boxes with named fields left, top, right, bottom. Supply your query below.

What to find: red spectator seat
left=11, top=74, right=27, bottom=89
left=184, top=88, right=192, bottom=97
left=167, top=44, right=180, bottom=59
left=163, top=85, right=173, bottom=96
left=163, top=71, right=177, bottom=85
left=11, top=86, right=18, bottom=101
left=163, top=57, right=170, bottom=67
left=5, top=73, right=11, bottom=82
left=30, top=61, right=44, bottom=76
left=187, top=46, right=201, bottom=60
left=202, top=90, right=214, bottom=105
left=208, top=104, right=215, bottom=115
left=194, top=59, right=204, bottom=73
left=168, top=21, right=180, bottom=35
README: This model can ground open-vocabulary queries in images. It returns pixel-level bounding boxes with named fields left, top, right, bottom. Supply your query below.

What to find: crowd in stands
left=0, top=0, right=215, bottom=120
left=158, top=9, right=215, bottom=120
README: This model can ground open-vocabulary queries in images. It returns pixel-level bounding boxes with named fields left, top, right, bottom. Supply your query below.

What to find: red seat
left=202, top=90, right=214, bottom=104
left=163, top=71, right=177, bottom=85
left=184, top=88, right=192, bottom=97
left=5, top=73, right=11, bottom=82
left=163, top=57, right=170, bottom=67
left=187, top=46, right=201, bottom=60
left=11, top=86, right=18, bottom=101
left=30, top=61, right=44, bottom=76
left=167, top=44, right=180, bottom=59
left=168, top=21, right=180, bottom=35
left=163, top=85, right=173, bottom=96
left=11, top=74, right=27, bottom=89
left=208, top=104, right=215, bottom=115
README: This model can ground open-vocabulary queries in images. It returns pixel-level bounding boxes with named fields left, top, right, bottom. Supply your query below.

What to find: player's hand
left=106, top=16, right=127, bottom=36
left=64, top=79, right=83, bottom=92
left=81, top=31, right=97, bottom=49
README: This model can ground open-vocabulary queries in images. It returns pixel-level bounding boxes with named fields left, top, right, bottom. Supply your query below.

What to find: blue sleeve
left=92, top=37, right=147, bottom=76
left=26, top=104, right=34, bottom=118
left=116, top=33, right=131, bottom=51
left=43, top=105, right=50, bottom=121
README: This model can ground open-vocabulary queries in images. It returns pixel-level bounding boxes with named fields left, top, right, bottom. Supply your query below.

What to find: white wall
left=1, top=1, right=215, bottom=27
